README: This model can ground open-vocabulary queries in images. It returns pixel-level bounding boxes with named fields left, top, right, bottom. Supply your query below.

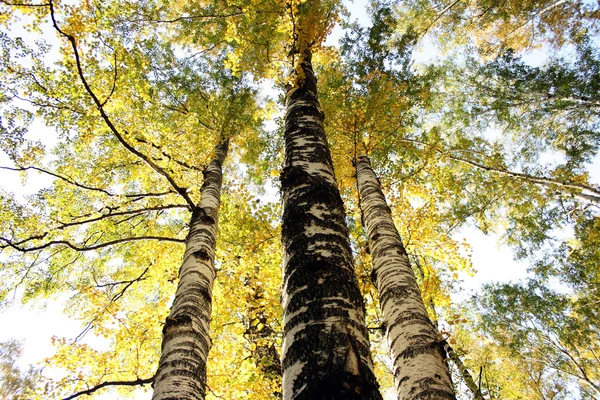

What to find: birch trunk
left=152, top=139, right=229, bottom=400
left=280, top=52, right=382, bottom=400
left=355, top=154, right=456, bottom=400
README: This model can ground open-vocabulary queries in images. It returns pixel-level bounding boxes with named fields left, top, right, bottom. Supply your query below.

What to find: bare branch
left=1, top=165, right=113, bottom=195
left=62, top=376, right=154, bottom=400
left=1, top=235, right=185, bottom=252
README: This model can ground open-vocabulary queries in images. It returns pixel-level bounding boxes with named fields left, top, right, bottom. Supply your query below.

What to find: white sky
left=1, top=0, right=599, bottom=399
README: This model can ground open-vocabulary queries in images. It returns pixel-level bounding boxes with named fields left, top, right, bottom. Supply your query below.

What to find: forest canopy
left=0, top=0, right=599, bottom=399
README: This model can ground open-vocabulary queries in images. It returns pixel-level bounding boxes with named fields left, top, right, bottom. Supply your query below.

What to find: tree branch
left=132, top=136, right=203, bottom=172
left=94, top=266, right=149, bottom=288
left=54, top=204, right=189, bottom=229
left=1, top=235, right=185, bottom=252
left=126, top=11, right=244, bottom=24
left=62, top=376, right=154, bottom=400
left=396, top=137, right=600, bottom=206
left=48, top=0, right=195, bottom=209
left=420, top=0, right=462, bottom=37
left=1, top=166, right=177, bottom=200
left=442, top=339, right=486, bottom=400
left=0, top=0, right=49, bottom=6
left=1, top=165, right=113, bottom=195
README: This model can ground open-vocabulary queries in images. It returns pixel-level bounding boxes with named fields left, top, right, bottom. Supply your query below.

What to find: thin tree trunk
left=245, top=270, right=282, bottom=398
left=280, top=51, right=382, bottom=400
left=355, top=154, right=455, bottom=400
left=442, top=341, right=485, bottom=400
left=152, top=139, right=229, bottom=400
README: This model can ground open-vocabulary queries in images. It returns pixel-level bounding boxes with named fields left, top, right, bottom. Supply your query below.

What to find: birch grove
left=0, top=0, right=599, bottom=398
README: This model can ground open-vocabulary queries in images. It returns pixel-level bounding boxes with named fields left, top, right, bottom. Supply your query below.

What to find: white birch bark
left=152, top=140, right=228, bottom=400
left=355, top=154, right=456, bottom=400
left=280, top=52, right=382, bottom=400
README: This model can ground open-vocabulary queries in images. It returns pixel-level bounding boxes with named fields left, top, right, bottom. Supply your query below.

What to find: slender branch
left=99, top=44, right=118, bottom=108
left=1, top=165, right=113, bottom=196
left=448, top=154, right=600, bottom=205
left=54, top=204, right=188, bottom=229
left=0, top=0, right=49, bottom=6
left=442, top=340, right=486, bottom=399
left=1, top=235, right=185, bottom=252
left=132, top=136, right=203, bottom=171
left=1, top=165, right=177, bottom=200
left=74, top=266, right=152, bottom=341
left=505, top=0, right=568, bottom=38
left=397, top=137, right=600, bottom=205
left=127, top=11, right=244, bottom=24
left=420, top=0, right=462, bottom=36
left=62, top=376, right=154, bottom=400
left=48, top=0, right=195, bottom=209
left=11, top=93, right=85, bottom=115
left=125, top=190, right=174, bottom=198
left=94, top=267, right=149, bottom=288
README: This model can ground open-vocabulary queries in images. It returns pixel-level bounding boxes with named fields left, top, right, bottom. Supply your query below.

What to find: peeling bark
left=355, top=155, right=455, bottom=400
left=152, top=140, right=229, bottom=400
left=280, top=52, right=382, bottom=400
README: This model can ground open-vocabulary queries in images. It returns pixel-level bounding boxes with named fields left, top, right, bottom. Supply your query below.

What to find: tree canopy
left=1, top=0, right=599, bottom=399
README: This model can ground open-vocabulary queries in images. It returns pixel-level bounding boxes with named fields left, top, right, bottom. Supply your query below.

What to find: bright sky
left=1, top=0, right=599, bottom=399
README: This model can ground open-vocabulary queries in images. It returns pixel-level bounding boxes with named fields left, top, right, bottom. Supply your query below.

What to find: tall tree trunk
left=152, top=139, right=229, bottom=400
left=280, top=52, right=382, bottom=400
left=355, top=154, right=456, bottom=400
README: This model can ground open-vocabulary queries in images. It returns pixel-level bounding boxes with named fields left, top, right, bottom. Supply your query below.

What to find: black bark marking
left=162, top=315, right=193, bottom=333
left=192, top=249, right=211, bottom=260
left=191, top=206, right=215, bottom=226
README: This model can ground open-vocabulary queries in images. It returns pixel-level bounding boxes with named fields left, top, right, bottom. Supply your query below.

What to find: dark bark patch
left=398, top=340, right=444, bottom=360
left=192, top=249, right=211, bottom=260
left=191, top=206, right=215, bottom=226
left=163, top=315, right=193, bottom=333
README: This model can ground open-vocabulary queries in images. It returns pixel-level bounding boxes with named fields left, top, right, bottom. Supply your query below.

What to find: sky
left=1, top=0, right=598, bottom=399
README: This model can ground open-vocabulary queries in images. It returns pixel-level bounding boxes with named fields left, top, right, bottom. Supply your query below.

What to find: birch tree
left=1, top=0, right=600, bottom=399
left=279, top=2, right=382, bottom=398
left=152, top=139, right=229, bottom=400
left=355, top=154, right=455, bottom=399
